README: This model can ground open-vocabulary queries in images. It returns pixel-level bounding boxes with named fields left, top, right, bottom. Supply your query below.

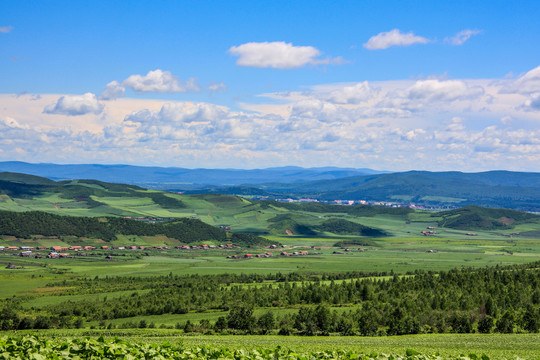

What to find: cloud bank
left=4, top=65, right=540, bottom=170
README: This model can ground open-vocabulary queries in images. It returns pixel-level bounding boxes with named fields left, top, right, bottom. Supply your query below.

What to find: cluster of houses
left=227, top=252, right=274, bottom=259
left=333, top=248, right=366, bottom=254
left=280, top=250, right=310, bottom=256
left=422, top=227, right=437, bottom=236
left=176, top=244, right=234, bottom=250
left=1, top=243, right=240, bottom=260
left=122, top=216, right=174, bottom=223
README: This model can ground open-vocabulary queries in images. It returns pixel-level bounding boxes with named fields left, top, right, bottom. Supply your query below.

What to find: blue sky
left=1, top=1, right=540, bottom=171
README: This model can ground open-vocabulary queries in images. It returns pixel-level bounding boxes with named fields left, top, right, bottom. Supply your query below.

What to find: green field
left=1, top=331, right=539, bottom=359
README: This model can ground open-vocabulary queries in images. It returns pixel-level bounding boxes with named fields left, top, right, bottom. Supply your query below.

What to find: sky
left=1, top=0, right=540, bottom=171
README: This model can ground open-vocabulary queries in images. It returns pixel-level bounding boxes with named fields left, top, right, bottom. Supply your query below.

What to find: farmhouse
left=51, top=246, right=68, bottom=251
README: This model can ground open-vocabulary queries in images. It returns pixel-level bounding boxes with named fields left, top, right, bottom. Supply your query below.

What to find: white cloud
left=405, top=79, right=484, bottom=102
left=324, top=81, right=375, bottom=104
left=123, top=69, right=200, bottom=93
left=363, top=29, right=429, bottom=50
left=0, top=117, right=28, bottom=130
left=375, top=79, right=485, bottom=112
left=43, top=93, right=104, bottom=116
left=99, top=70, right=202, bottom=99
left=228, top=41, right=342, bottom=69
left=521, top=93, right=540, bottom=111
left=208, top=82, right=227, bottom=92
left=0, top=26, right=13, bottom=34
left=505, top=65, right=540, bottom=94
left=445, top=29, right=482, bottom=45
left=100, top=81, right=126, bottom=100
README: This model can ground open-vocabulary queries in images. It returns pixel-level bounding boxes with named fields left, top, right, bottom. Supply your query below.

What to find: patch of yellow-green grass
left=22, top=289, right=153, bottom=308
left=0, top=273, right=54, bottom=298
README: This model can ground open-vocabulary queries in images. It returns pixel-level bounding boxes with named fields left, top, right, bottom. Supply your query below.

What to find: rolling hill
left=434, top=205, right=540, bottom=230
left=191, top=171, right=540, bottom=210
left=2, top=172, right=540, bottom=242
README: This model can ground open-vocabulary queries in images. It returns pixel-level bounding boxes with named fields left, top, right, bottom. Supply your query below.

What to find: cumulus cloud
left=123, top=69, right=200, bottom=93
left=43, top=93, right=104, bottom=116
left=375, top=79, right=485, bottom=112
left=100, top=70, right=201, bottom=100
left=324, top=82, right=375, bottom=104
left=445, top=29, right=482, bottom=45
left=363, top=29, right=429, bottom=50
left=228, top=41, right=342, bottom=69
left=405, top=79, right=484, bottom=102
left=0, top=26, right=13, bottom=33
left=521, top=93, right=540, bottom=111
left=0, top=117, right=28, bottom=130
left=504, top=65, right=540, bottom=94
left=100, top=81, right=126, bottom=100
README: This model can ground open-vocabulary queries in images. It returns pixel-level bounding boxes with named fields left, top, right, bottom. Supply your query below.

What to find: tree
left=257, top=311, right=275, bottom=334
left=522, top=305, right=539, bottom=333
left=496, top=310, right=514, bottom=333
left=214, top=316, right=227, bottom=332
left=227, top=305, right=255, bottom=331
left=477, top=316, right=493, bottom=334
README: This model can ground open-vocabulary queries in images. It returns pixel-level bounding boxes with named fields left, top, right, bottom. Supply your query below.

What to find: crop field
left=1, top=331, right=538, bottom=359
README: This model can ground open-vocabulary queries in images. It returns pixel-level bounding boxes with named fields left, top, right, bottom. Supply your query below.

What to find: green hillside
left=191, top=171, right=540, bottom=210
left=2, top=172, right=540, bottom=241
left=0, top=211, right=227, bottom=243
left=435, top=205, right=540, bottom=230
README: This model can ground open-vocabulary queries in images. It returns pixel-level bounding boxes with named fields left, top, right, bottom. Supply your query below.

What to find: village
left=0, top=242, right=369, bottom=265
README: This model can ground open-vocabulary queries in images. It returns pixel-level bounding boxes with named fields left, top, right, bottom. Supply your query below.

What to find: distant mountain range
left=0, top=161, right=383, bottom=189
left=1, top=162, right=540, bottom=210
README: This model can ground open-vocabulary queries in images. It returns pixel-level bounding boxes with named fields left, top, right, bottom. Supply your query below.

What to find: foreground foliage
left=0, top=335, right=512, bottom=360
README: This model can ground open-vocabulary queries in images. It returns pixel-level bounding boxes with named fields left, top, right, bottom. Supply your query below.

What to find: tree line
left=1, top=262, right=538, bottom=334
left=0, top=211, right=271, bottom=246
